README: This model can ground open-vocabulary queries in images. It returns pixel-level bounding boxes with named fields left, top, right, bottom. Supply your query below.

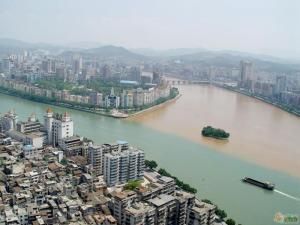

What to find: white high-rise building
left=104, top=153, right=120, bottom=186
left=133, top=88, right=144, bottom=107
left=121, top=90, right=134, bottom=108
left=88, top=141, right=130, bottom=177
left=104, top=148, right=145, bottom=186
left=0, top=110, right=18, bottom=132
left=44, top=109, right=74, bottom=147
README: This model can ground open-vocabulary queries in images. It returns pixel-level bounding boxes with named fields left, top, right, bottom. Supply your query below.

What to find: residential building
left=0, top=110, right=18, bottom=132
left=133, top=88, right=144, bottom=107
left=89, top=92, right=103, bottom=106
left=240, top=60, right=253, bottom=88
left=23, top=145, right=39, bottom=159
left=124, top=202, right=155, bottom=225
left=274, top=75, right=287, bottom=96
left=16, top=113, right=41, bottom=134
left=2, top=58, right=13, bottom=75
left=44, top=109, right=74, bottom=147
left=147, top=194, right=178, bottom=225
left=186, top=200, right=216, bottom=225
left=104, top=148, right=145, bottom=186
left=128, top=67, right=141, bottom=83
left=73, top=57, right=82, bottom=74
left=121, top=90, right=134, bottom=108
left=111, top=191, right=137, bottom=225
left=88, top=144, right=103, bottom=176
left=138, top=171, right=176, bottom=200
left=105, top=88, right=120, bottom=108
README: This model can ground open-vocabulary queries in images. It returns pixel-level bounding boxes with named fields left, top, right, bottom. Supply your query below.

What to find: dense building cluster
left=0, top=78, right=171, bottom=111
left=237, top=60, right=300, bottom=110
left=0, top=47, right=299, bottom=113
left=0, top=109, right=226, bottom=225
left=0, top=51, right=172, bottom=111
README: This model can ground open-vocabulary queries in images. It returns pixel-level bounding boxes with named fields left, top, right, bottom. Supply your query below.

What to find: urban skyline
left=0, top=0, right=299, bottom=59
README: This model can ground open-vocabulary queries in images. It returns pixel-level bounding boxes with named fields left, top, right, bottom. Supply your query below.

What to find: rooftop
left=147, top=194, right=176, bottom=207
left=125, top=202, right=154, bottom=215
left=113, top=190, right=136, bottom=200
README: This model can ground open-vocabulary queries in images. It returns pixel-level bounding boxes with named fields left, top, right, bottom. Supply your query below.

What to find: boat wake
left=274, top=189, right=300, bottom=201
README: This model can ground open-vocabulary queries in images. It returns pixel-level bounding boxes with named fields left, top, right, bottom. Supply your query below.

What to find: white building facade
left=104, top=148, right=145, bottom=186
left=44, top=109, right=74, bottom=147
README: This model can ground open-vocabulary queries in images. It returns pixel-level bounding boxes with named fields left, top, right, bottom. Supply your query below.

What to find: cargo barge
left=242, top=177, right=275, bottom=190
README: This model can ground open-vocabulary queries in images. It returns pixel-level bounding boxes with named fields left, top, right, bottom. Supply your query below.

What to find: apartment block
left=104, top=148, right=145, bottom=186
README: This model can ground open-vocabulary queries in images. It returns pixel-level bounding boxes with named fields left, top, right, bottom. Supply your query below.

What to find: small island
left=202, top=126, right=230, bottom=139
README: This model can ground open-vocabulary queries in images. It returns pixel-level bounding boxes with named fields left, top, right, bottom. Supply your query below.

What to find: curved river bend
left=1, top=85, right=299, bottom=225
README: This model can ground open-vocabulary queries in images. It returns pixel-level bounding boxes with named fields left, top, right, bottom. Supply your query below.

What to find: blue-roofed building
left=23, top=144, right=38, bottom=159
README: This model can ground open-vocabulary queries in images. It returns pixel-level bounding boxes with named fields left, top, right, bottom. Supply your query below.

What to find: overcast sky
left=0, top=0, right=299, bottom=59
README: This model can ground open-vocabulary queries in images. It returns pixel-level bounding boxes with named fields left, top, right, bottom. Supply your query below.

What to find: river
left=130, top=85, right=300, bottom=178
left=0, top=86, right=299, bottom=225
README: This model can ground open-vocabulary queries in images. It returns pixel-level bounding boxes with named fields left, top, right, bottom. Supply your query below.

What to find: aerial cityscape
left=0, top=1, right=299, bottom=225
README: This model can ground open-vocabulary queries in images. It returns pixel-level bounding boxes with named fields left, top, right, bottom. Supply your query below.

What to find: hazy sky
left=0, top=0, right=299, bottom=58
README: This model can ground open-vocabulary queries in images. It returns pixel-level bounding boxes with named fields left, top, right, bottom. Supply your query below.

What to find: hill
left=169, top=51, right=300, bottom=73
left=61, top=45, right=146, bottom=62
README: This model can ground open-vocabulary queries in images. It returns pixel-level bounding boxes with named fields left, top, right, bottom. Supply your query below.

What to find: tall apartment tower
left=73, top=56, right=82, bottom=74
left=104, top=153, right=120, bottom=186
left=88, top=145, right=103, bottom=176
left=41, top=59, right=55, bottom=73
left=89, top=92, right=103, bottom=106
left=44, top=109, right=74, bottom=146
left=2, top=58, right=12, bottom=75
left=240, top=60, right=253, bottom=88
left=44, top=108, right=54, bottom=144
left=104, top=148, right=145, bottom=186
left=87, top=141, right=130, bottom=177
left=129, top=66, right=141, bottom=82
left=275, top=75, right=287, bottom=95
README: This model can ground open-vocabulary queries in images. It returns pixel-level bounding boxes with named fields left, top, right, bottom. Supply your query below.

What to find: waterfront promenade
left=0, top=87, right=179, bottom=119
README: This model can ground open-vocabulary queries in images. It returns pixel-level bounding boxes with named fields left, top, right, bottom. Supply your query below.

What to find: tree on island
left=202, top=126, right=230, bottom=139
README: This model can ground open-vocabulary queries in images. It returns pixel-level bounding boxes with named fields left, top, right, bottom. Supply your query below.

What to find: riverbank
left=127, top=93, right=182, bottom=118
left=0, top=87, right=180, bottom=119
left=0, top=88, right=116, bottom=117
left=215, top=84, right=300, bottom=118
